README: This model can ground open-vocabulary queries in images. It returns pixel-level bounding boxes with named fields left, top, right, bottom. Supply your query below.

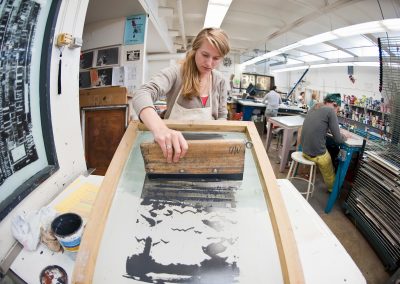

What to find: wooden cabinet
left=80, top=87, right=129, bottom=175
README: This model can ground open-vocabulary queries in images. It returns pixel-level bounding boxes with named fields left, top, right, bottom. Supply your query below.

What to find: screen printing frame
left=72, top=120, right=304, bottom=283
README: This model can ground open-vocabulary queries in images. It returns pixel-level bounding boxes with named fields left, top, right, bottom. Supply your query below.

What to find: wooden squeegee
left=140, top=139, right=246, bottom=180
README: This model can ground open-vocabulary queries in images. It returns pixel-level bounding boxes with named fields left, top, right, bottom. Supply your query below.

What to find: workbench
left=10, top=177, right=365, bottom=284
left=234, top=100, right=306, bottom=121
left=10, top=174, right=104, bottom=284
left=265, top=115, right=305, bottom=172
left=235, top=99, right=266, bottom=120
left=325, top=130, right=364, bottom=213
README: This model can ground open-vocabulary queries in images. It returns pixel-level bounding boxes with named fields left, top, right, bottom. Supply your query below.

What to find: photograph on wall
left=240, top=74, right=255, bottom=89
left=126, top=49, right=140, bottom=61
left=124, top=14, right=146, bottom=45
left=0, top=0, right=60, bottom=219
left=90, top=69, right=99, bottom=87
left=79, top=71, right=91, bottom=89
left=256, top=76, right=271, bottom=91
left=80, top=50, right=94, bottom=69
left=97, top=68, right=113, bottom=86
left=96, top=46, right=119, bottom=67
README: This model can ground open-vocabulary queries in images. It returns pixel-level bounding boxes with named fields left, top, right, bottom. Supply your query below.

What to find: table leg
left=325, top=147, right=355, bottom=213
left=279, top=128, right=294, bottom=172
left=266, top=120, right=273, bottom=152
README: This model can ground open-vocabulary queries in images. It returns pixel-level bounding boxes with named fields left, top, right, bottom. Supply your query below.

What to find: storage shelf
left=348, top=104, right=390, bottom=116
left=338, top=116, right=387, bottom=139
left=343, top=146, right=400, bottom=272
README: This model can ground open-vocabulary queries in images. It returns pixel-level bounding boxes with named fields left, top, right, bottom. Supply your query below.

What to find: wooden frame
left=72, top=120, right=304, bottom=283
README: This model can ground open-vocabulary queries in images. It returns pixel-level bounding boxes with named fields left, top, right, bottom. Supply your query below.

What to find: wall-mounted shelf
left=338, top=116, right=387, bottom=141
left=348, top=104, right=390, bottom=117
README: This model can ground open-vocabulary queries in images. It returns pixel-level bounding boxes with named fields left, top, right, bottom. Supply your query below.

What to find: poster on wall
left=79, top=71, right=91, bottom=88
left=0, top=0, right=60, bottom=220
left=80, top=50, right=94, bottom=69
left=121, top=45, right=144, bottom=97
left=96, top=46, right=119, bottom=67
left=124, top=14, right=146, bottom=45
left=126, top=49, right=140, bottom=61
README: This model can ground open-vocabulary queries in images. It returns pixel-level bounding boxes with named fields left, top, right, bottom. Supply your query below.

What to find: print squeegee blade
left=140, top=139, right=245, bottom=181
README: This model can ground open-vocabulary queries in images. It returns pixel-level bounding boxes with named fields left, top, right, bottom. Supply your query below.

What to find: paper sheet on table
left=54, top=182, right=99, bottom=220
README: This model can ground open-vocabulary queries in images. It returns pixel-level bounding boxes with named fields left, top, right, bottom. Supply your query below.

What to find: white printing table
left=10, top=177, right=365, bottom=283
left=277, top=179, right=365, bottom=283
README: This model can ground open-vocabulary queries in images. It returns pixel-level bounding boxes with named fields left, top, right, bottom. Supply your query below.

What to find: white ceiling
left=84, top=0, right=400, bottom=67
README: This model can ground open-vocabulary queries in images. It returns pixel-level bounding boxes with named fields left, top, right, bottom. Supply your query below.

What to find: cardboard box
left=79, top=86, right=127, bottom=107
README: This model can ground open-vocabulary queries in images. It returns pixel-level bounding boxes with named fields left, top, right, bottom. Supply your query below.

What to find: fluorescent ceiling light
left=319, top=50, right=353, bottom=59
left=272, top=61, right=379, bottom=73
left=241, top=19, right=400, bottom=67
left=382, top=18, right=400, bottom=31
left=278, top=42, right=302, bottom=52
left=286, top=58, right=304, bottom=65
left=271, top=66, right=309, bottom=73
left=333, top=21, right=382, bottom=37
left=299, top=32, right=338, bottom=46
left=241, top=50, right=283, bottom=67
left=350, top=46, right=379, bottom=57
left=204, top=0, right=232, bottom=28
left=298, top=54, right=323, bottom=62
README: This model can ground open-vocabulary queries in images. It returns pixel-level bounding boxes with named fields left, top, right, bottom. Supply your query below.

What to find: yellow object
left=56, top=33, right=73, bottom=46
left=302, top=151, right=335, bottom=192
left=54, top=181, right=100, bottom=220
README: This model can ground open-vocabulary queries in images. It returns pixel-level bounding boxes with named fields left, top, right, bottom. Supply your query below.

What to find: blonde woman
left=132, top=28, right=230, bottom=163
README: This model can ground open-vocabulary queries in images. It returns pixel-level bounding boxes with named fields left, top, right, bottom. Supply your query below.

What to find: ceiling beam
left=324, top=42, right=358, bottom=57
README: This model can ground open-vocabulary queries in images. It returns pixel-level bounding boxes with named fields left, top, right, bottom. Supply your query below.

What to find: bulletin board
left=0, top=0, right=60, bottom=220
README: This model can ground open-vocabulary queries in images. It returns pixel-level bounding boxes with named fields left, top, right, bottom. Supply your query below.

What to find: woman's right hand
left=152, top=126, right=188, bottom=163
left=139, top=107, right=188, bottom=163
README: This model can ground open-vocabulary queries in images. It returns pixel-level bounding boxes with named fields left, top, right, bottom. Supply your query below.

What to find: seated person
left=301, top=93, right=351, bottom=192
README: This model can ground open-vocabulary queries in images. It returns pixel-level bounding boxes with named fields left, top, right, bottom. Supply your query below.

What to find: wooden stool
left=286, top=151, right=317, bottom=201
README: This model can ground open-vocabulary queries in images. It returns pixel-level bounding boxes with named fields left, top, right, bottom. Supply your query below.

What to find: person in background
left=262, top=85, right=282, bottom=121
left=229, top=73, right=235, bottom=91
left=301, top=93, right=351, bottom=192
left=132, top=27, right=230, bottom=163
left=298, top=91, right=305, bottom=105
left=309, top=93, right=318, bottom=109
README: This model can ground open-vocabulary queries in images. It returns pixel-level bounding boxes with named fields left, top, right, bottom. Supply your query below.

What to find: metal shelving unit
left=343, top=37, right=400, bottom=273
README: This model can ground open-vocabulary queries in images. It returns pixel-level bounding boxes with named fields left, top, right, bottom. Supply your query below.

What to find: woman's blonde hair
left=181, top=28, right=230, bottom=98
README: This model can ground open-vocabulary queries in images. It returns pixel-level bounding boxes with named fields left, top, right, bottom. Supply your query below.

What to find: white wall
left=82, top=18, right=125, bottom=49
left=0, top=0, right=88, bottom=269
left=274, top=66, right=381, bottom=103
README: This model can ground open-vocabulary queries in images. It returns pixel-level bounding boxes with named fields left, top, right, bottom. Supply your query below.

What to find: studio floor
left=262, top=132, right=391, bottom=284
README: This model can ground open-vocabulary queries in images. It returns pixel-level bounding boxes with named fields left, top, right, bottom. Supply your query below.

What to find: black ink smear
left=125, top=237, right=239, bottom=283
left=171, top=226, right=195, bottom=232
left=140, top=214, right=156, bottom=227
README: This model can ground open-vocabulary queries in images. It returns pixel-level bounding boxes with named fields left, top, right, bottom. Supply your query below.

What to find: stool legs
left=287, top=160, right=316, bottom=201
left=305, top=165, right=315, bottom=201
left=286, top=160, right=297, bottom=179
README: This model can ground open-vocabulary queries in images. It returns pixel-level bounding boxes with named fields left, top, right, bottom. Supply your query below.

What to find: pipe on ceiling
left=176, top=0, right=187, bottom=50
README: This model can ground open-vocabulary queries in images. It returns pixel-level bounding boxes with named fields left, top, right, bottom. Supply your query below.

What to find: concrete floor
left=264, top=133, right=391, bottom=284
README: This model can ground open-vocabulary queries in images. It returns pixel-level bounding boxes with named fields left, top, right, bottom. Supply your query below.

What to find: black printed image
left=96, top=47, right=119, bottom=66
left=79, top=71, right=91, bottom=88
left=96, top=68, right=113, bottom=86
left=124, top=178, right=241, bottom=283
left=80, top=51, right=94, bottom=69
left=0, top=0, right=41, bottom=186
